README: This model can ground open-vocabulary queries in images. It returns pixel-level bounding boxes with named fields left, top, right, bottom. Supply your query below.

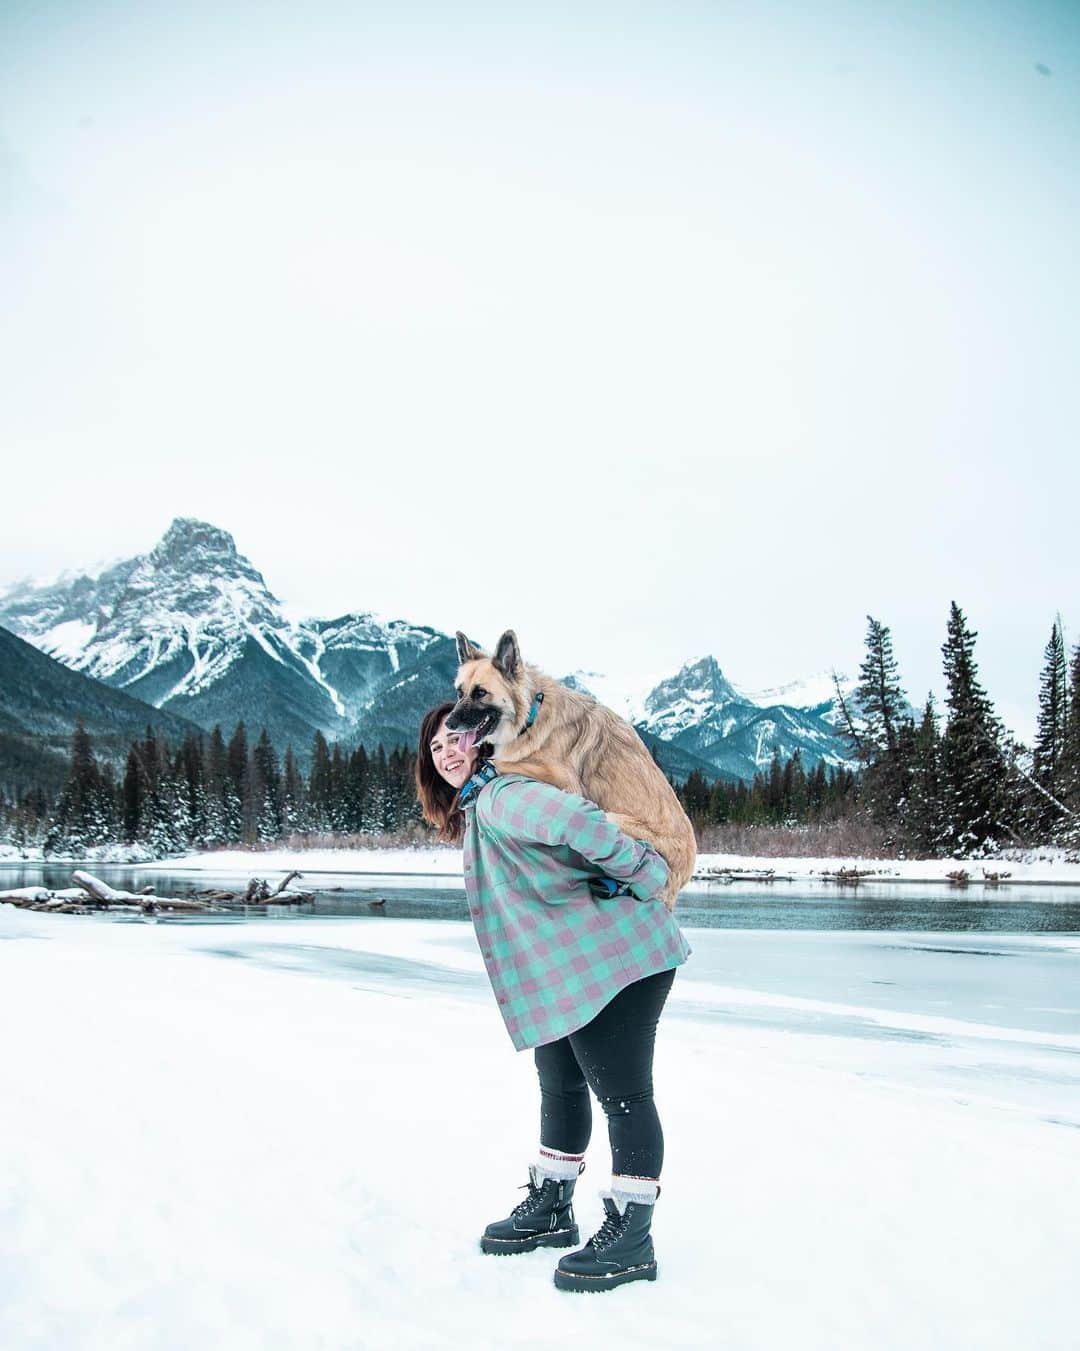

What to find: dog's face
left=446, top=630, right=524, bottom=752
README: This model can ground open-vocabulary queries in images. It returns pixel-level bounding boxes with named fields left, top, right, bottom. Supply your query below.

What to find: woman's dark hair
left=416, top=702, right=467, bottom=844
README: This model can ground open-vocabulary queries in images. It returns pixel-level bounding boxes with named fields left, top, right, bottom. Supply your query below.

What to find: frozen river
left=175, top=918, right=1080, bottom=1132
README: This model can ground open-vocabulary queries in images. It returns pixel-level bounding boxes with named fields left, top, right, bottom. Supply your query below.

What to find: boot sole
left=480, top=1226, right=580, bottom=1256
left=553, top=1260, right=658, bottom=1292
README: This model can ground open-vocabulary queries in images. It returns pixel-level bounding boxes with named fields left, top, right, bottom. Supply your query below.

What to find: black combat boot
left=553, top=1191, right=659, bottom=1292
left=480, top=1165, right=581, bottom=1255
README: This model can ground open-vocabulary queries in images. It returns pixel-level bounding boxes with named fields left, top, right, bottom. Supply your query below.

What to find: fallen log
left=819, top=867, right=878, bottom=886
left=0, top=871, right=221, bottom=914
left=691, top=867, right=795, bottom=883
left=3, top=870, right=313, bottom=915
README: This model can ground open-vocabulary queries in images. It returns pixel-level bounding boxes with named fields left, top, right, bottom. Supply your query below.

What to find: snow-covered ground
left=127, top=844, right=1080, bottom=886
left=2, top=908, right=1077, bottom=1349
left=4, top=841, right=1078, bottom=885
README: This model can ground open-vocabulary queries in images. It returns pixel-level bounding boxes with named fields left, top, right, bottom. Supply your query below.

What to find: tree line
left=675, top=755, right=858, bottom=829
left=0, top=722, right=423, bottom=855
left=4, top=601, right=1076, bottom=859
left=836, top=603, right=1080, bottom=855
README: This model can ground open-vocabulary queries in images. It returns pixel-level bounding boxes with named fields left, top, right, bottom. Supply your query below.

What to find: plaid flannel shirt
left=462, top=774, right=692, bottom=1051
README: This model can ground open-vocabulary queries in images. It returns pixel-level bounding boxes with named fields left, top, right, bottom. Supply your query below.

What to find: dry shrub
left=205, top=823, right=443, bottom=854
left=693, top=817, right=890, bottom=859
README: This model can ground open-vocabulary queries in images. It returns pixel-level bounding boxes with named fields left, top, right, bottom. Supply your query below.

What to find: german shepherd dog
left=446, top=630, right=696, bottom=909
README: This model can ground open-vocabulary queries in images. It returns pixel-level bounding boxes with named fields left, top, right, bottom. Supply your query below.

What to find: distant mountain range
left=0, top=518, right=860, bottom=787
left=0, top=624, right=201, bottom=794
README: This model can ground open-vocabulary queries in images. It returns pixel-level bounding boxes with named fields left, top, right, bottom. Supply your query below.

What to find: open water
left=2, top=863, right=1079, bottom=931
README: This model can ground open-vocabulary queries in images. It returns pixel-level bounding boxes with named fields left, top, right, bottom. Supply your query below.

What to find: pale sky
left=2, top=0, right=1078, bottom=739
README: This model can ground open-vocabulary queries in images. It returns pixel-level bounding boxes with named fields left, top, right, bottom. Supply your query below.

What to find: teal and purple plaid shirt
left=462, top=773, right=692, bottom=1051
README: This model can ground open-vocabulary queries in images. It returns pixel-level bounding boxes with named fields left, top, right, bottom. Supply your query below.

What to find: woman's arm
left=480, top=778, right=670, bottom=903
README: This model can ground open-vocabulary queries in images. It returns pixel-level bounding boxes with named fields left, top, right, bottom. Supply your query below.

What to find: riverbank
left=3, top=841, right=1079, bottom=885
left=151, top=844, right=1080, bottom=886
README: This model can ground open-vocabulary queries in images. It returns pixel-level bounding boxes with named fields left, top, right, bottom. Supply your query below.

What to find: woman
left=416, top=701, right=691, bottom=1293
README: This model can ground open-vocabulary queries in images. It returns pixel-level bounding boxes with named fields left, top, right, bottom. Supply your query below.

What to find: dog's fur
left=446, top=630, right=696, bottom=909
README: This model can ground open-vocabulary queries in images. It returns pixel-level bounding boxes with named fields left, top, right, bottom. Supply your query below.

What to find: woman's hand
left=587, top=876, right=636, bottom=899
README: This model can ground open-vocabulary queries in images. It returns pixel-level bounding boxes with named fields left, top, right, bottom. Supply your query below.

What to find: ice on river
left=1, top=908, right=1077, bottom=1350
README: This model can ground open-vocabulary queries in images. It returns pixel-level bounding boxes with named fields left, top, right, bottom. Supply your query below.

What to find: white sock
left=609, top=1173, right=659, bottom=1210
left=534, top=1144, right=586, bottom=1183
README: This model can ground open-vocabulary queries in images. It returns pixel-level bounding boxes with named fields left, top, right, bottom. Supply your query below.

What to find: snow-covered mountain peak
left=737, top=671, right=856, bottom=713
left=0, top=523, right=860, bottom=780
left=562, top=669, right=662, bottom=722
left=148, top=518, right=241, bottom=570
left=643, top=655, right=739, bottom=718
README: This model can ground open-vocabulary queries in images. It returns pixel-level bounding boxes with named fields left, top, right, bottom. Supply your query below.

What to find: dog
left=445, top=630, right=696, bottom=909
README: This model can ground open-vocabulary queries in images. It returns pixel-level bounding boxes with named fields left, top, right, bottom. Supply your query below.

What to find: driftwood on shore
left=691, top=866, right=795, bottom=884
left=190, top=870, right=315, bottom=905
left=818, top=867, right=878, bottom=886
left=0, top=870, right=315, bottom=915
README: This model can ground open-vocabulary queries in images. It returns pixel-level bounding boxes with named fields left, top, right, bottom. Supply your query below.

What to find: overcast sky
left=2, top=0, right=1078, bottom=737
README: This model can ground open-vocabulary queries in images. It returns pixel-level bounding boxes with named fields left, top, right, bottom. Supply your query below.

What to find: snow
left=1, top=908, right=1076, bottom=1349
left=290, top=627, right=347, bottom=717
left=0, top=841, right=158, bottom=864
left=4, top=840, right=1079, bottom=884
left=127, top=844, right=1080, bottom=885
left=39, top=618, right=96, bottom=662
left=736, top=670, right=854, bottom=711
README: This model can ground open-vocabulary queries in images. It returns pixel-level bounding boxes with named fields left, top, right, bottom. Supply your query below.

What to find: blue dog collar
left=521, top=691, right=544, bottom=734
left=459, top=758, right=500, bottom=807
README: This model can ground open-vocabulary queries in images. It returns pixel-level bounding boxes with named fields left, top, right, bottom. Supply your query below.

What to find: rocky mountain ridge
left=0, top=519, right=859, bottom=781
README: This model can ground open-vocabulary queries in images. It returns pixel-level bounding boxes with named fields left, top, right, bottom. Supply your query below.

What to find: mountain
left=573, top=656, right=857, bottom=782
left=736, top=671, right=860, bottom=729
left=0, top=625, right=201, bottom=794
left=0, top=520, right=445, bottom=759
left=0, top=519, right=858, bottom=784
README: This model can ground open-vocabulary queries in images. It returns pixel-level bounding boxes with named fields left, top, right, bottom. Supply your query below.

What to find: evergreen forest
left=2, top=602, right=1078, bottom=858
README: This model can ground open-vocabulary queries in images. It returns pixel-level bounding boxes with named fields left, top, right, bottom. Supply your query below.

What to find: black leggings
left=533, top=967, right=676, bottom=1180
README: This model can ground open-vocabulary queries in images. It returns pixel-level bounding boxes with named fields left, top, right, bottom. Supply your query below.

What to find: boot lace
left=588, top=1209, right=629, bottom=1252
left=510, top=1179, right=547, bottom=1218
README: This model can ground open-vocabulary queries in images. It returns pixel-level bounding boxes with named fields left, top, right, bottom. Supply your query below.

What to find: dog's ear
left=493, top=630, right=520, bottom=679
left=456, top=631, right=484, bottom=666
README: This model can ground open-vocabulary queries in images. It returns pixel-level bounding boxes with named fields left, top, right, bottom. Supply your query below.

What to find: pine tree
left=856, top=617, right=907, bottom=756
left=939, top=602, right=1011, bottom=854
left=906, top=694, right=943, bottom=856
left=1059, top=645, right=1080, bottom=839
left=175, top=734, right=206, bottom=847
left=46, top=721, right=113, bottom=854
left=765, top=749, right=784, bottom=822
left=1031, top=622, right=1068, bottom=838
left=366, top=744, right=389, bottom=831
left=785, top=750, right=808, bottom=821
left=853, top=615, right=912, bottom=833
left=203, top=726, right=229, bottom=845
left=252, top=729, right=283, bottom=842
left=329, top=743, right=347, bottom=832
left=707, top=777, right=729, bottom=824
left=122, top=745, right=145, bottom=843
left=225, top=722, right=249, bottom=842
left=308, top=731, right=332, bottom=832
left=345, top=746, right=369, bottom=833
left=681, top=770, right=710, bottom=823
left=282, top=745, right=303, bottom=835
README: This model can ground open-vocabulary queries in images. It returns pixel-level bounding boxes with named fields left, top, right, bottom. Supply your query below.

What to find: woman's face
left=429, top=716, right=478, bottom=790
